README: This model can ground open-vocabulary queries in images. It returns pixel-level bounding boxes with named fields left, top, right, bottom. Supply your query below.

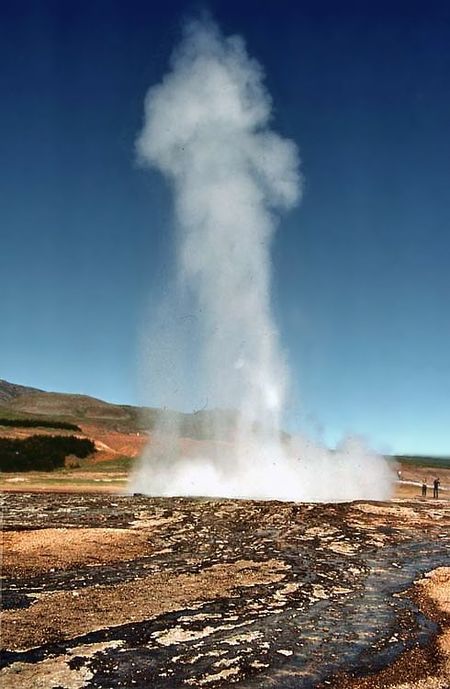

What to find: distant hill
left=0, top=380, right=45, bottom=403
left=393, top=454, right=450, bottom=470
left=0, top=379, right=238, bottom=440
left=0, top=379, right=144, bottom=432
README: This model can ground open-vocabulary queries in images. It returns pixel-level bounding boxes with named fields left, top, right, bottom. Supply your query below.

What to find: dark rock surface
left=1, top=493, right=449, bottom=688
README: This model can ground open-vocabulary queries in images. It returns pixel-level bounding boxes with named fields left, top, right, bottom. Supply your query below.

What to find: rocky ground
left=1, top=493, right=449, bottom=689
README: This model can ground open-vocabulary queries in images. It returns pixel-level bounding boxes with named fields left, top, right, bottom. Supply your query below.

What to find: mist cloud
left=131, top=18, right=392, bottom=501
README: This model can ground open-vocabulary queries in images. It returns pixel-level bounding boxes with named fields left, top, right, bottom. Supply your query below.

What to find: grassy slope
left=0, top=380, right=239, bottom=439
left=393, top=454, right=450, bottom=469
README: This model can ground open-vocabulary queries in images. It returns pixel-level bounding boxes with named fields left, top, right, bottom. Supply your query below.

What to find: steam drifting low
left=131, top=19, right=392, bottom=501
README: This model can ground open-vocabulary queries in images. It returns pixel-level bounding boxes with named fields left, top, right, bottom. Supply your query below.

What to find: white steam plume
left=130, top=19, right=392, bottom=501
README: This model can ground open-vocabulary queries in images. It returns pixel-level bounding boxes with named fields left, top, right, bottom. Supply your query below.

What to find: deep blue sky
left=2, top=1, right=449, bottom=454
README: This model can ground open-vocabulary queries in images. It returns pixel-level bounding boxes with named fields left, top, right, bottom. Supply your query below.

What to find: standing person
left=433, top=477, right=440, bottom=499
left=422, top=482, right=427, bottom=497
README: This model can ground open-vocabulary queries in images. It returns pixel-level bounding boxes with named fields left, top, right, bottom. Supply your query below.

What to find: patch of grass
left=392, top=454, right=450, bottom=469
left=73, top=456, right=135, bottom=472
left=0, top=405, right=84, bottom=429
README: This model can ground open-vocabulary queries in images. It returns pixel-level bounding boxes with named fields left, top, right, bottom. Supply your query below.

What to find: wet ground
left=1, top=493, right=449, bottom=688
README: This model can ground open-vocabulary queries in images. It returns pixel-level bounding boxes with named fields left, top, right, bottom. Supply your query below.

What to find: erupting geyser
left=130, top=18, right=392, bottom=501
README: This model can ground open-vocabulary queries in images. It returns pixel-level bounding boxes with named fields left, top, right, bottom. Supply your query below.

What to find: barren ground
left=1, top=491, right=449, bottom=689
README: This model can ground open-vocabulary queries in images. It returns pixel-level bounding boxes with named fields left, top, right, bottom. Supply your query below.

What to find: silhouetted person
left=433, top=477, right=440, bottom=499
left=421, top=482, right=427, bottom=497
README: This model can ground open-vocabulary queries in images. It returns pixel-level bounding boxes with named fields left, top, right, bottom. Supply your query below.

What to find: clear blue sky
left=2, top=1, right=449, bottom=455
